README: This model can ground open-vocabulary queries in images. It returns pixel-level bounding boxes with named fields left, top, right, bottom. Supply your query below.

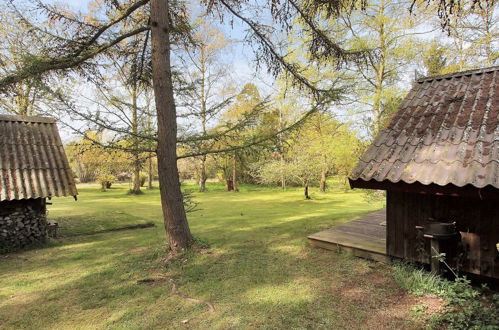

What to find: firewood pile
left=0, top=205, right=48, bottom=252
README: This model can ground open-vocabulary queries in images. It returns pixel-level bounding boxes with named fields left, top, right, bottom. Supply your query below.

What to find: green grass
left=0, top=182, right=438, bottom=329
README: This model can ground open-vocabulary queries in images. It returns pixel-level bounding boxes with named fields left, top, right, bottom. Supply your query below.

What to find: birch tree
left=177, top=20, right=233, bottom=192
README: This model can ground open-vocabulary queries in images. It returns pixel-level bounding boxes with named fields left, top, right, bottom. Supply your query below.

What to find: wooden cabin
left=310, top=66, right=499, bottom=279
left=0, top=115, right=77, bottom=251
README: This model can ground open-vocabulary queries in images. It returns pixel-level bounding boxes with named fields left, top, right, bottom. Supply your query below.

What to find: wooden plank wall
left=386, top=190, right=499, bottom=279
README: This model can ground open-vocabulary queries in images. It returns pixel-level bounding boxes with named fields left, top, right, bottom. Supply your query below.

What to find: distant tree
left=445, top=1, right=498, bottom=68
left=255, top=112, right=361, bottom=197
left=177, top=19, right=234, bottom=192
left=217, top=83, right=265, bottom=192
left=422, top=41, right=450, bottom=76
left=66, top=131, right=130, bottom=183
left=341, top=0, right=429, bottom=137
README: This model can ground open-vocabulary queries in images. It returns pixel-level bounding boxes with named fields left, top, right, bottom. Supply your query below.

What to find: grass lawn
left=0, top=183, right=439, bottom=329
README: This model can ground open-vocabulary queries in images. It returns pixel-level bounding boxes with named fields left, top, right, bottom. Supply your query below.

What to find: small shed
left=348, top=66, right=499, bottom=279
left=0, top=115, right=77, bottom=251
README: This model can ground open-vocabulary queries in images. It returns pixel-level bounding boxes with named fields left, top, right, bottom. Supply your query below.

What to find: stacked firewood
left=0, top=206, right=47, bottom=252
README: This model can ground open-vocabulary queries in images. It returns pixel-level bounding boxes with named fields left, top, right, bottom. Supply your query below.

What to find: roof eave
left=349, top=178, right=499, bottom=200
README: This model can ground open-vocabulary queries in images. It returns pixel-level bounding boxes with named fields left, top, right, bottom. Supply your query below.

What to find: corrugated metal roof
left=350, top=66, right=499, bottom=189
left=0, top=114, right=78, bottom=201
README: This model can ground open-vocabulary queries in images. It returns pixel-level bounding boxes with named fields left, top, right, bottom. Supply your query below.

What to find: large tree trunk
left=150, top=0, right=192, bottom=251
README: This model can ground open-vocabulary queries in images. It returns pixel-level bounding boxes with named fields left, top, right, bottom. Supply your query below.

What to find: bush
left=392, top=261, right=499, bottom=329
left=97, top=174, right=116, bottom=191
left=433, top=278, right=499, bottom=329
left=139, top=173, right=147, bottom=187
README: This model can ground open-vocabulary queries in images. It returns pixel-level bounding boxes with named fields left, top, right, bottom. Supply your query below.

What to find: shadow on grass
left=0, top=209, right=423, bottom=329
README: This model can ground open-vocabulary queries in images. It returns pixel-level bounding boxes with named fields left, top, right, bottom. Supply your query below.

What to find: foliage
left=362, top=189, right=386, bottom=204
left=422, top=41, right=451, bottom=76
left=0, top=5, right=60, bottom=116
left=445, top=1, right=499, bottom=69
left=254, top=112, right=362, bottom=194
left=433, top=280, right=499, bottom=329
left=392, top=261, right=455, bottom=296
left=97, top=174, right=117, bottom=191
left=323, top=0, right=428, bottom=137
left=66, top=132, right=131, bottom=183
left=392, top=261, right=499, bottom=329
left=139, top=173, right=148, bottom=187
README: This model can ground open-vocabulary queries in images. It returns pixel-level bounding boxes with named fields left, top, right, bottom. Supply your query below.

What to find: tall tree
left=0, top=7, right=54, bottom=115
left=150, top=0, right=193, bottom=250
left=341, top=0, right=429, bottom=137
left=177, top=19, right=233, bottom=192
left=220, top=83, right=263, bottom=191
left=445, top=1, right=498, bottom=68
left=422, top=40, right=450, bottom=76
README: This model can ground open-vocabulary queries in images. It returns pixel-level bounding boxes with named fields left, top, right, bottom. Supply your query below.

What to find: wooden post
left=430, top=238, right=441, bottom=275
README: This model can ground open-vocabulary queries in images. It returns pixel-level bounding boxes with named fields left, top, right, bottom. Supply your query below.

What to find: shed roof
left=0, top=114, right=78, bottom=201
left=350, top=66, right=499, bottom=190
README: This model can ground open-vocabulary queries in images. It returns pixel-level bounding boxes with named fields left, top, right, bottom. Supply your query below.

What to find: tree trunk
left=319, top=169, right=329, bottom=193
left=280, top=153, right=286, bottom=190
left=130, top=84, right=142, bottom=194
left=199, top=155, right=207, bottom=192
left=147, top=154, right=153, bottom=189
left=232, top=151, right=238, bottom=192
left=132, top=154, right=142, bottom=193
left=304, top=180, right=310, bottom=200
left=199, top=47, right=208, bottom=193
left=278, top=108, right=286, bottom=190
left=150, top=0, right=192, bottom=251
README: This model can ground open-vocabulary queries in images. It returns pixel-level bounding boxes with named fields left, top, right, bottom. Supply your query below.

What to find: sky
left=46, top=0, right=271, bottom=141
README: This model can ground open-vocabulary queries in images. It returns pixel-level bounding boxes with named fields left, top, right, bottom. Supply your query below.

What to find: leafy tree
left=422, top=40, right=450, bottom=76
left=255, top=112, right=361, bottom=197
left=0, top=7, right=57, bottom=115
left=216, top=83, right=265, bottom=191
left=66, top=131, right=130, bottom=183
left=340, top=0, right=429, bottom=137
left=177, top=19, right=234, bottom=192
left=445, top=1, right=498, bottom=69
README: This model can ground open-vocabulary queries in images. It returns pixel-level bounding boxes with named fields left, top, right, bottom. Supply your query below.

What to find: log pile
left=0, top=204, right=48, bottom=252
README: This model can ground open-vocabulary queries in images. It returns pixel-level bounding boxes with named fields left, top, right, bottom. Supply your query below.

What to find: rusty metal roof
left=0, top=114, right=78, bottom=201
left=350, top=66, right=499, bottom=189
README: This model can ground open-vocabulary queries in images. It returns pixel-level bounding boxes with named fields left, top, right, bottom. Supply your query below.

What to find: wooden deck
left=308, top=209, right=390, bottom=263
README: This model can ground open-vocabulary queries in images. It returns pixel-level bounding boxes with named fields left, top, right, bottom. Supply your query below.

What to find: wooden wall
left=386, top=191, right=499, bottom=279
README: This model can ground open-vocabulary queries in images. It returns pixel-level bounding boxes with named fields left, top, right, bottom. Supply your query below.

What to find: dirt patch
left=328, top=266, right=444, bottom=328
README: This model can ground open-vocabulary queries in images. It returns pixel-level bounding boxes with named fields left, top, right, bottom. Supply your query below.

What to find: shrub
left=392, top=261, right=499, bottom=329
left=139, top=173, right=147, bottom=187
left=433, top=278, right=499, bottom=329
left=97, top=174, right=116, bottom=191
